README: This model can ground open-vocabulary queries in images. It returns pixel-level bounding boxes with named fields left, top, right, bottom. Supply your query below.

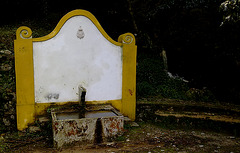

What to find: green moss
left=115, top=135, right=126, bottom=141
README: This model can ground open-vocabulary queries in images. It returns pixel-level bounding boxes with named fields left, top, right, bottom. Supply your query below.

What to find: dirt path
left=2, top=100, right=240, bottom=152
left=4, top=122, right=240, bottom=153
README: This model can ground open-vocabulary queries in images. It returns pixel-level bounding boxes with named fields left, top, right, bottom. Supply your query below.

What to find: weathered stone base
left=51, top=105, right=124, bottom=148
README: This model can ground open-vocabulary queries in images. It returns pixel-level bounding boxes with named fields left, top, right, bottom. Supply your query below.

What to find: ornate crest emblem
left=77, top=26, right=85, bottom=39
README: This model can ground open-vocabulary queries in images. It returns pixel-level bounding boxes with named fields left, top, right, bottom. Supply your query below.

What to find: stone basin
left=51, top=105, right=124, bottom=148
left=56, top=110, right=118, bottom=120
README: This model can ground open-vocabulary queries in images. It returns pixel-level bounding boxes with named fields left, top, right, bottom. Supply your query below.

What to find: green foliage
left=220, top=0, right=240, bottom=25
left=115, top=135, right=126, bottom=142
left=137, top=57, right=168, bottom=84
left=186, top=88, right=216, bottom=102
left=137, top=56, right=189, bottom=100
left=0, top=138, right=8, bottom=152
left=0, top=26, right=16, bottom=51
left=136, top=54, right=217, bottom=102
left=157, top=78, right=189, bottom=100
left=137, top=81, right=157, bottom=97
left=137, top=57, right=168, bottom=97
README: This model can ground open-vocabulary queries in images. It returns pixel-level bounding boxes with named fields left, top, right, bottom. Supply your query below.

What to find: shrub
left=136, top=56, right=189, bottom=99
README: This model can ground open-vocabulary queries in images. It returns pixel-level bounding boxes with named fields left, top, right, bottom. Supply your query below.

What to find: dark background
left=1, top=0, right=240, bottom=103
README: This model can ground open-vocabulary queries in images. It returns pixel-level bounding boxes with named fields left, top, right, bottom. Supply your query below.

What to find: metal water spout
left=78, top=85, right=86, bottom=118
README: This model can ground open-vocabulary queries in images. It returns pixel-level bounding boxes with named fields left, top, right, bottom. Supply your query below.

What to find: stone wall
left=0, top=50, right=16, bottom=132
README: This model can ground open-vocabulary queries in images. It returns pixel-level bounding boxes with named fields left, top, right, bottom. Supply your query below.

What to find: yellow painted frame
left=14, top=9, right=137, bottom=131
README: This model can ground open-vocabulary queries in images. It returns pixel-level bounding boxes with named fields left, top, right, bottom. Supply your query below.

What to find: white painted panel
left=33, top=16, right=122, bottom=103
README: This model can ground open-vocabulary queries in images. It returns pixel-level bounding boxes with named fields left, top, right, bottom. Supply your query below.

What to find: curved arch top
left=32, top=9, right=124, bottom=46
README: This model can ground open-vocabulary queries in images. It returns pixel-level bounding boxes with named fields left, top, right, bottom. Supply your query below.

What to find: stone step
left=38, top=116, right=50, bottom=123
left=155, top=110, right=240, bottom=123
left=137, top=101, right=240, bottom=136
left=137, top=100, right=240, bottom=117
left=153, top=110, right=240, bottom=136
